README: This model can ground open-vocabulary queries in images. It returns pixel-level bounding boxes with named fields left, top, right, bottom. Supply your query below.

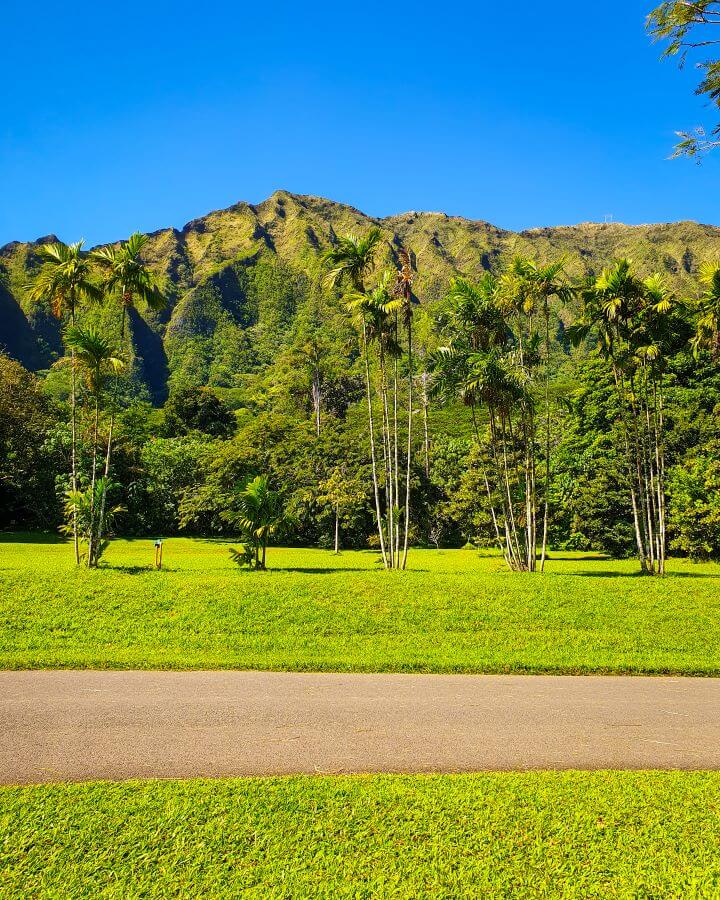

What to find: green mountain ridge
left=2, top=190, right=719, bottom=402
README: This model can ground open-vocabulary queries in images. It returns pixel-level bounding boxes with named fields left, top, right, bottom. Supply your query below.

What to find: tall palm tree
left=568, top=260, right=676, bottom=574
left=394, top=248, right=419, bottom=569
left=92, top=232, right=166, bottom=492
left=64, top=325, right=123, bottom=567
left=92, top=232, right=166, bottom=340
left=507, top=257, right=571, bottom=571
left=348, top=272, right=402, bottom=566
left=322, top=228, right=389, bottom=567
left=433, top=274, right=539, bottom=571
left=692, top=261, right=720, bottom=359
left=28, top=241, right=101, bottom=563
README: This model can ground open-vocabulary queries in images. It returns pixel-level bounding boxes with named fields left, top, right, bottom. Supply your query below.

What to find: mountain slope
left=2, top=190, right=718, bottom=401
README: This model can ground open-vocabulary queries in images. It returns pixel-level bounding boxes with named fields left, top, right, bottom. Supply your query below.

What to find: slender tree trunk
left=540, top=299, right=552, bottom=572
left=401, top=319, right=413, bottom=570
left=363, top=325, right=388, bottom=568
left=334, top=505, right=340, bottom=554
left=379, top=347, right=395, bottom=569
left=87, top=394, right=100, bottom=568
left=69, top=300, right=80, bottom=565
left=421, top=371, right=430, bottom=479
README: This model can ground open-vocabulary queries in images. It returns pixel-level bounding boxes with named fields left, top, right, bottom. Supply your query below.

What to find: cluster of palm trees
left=322, top=230, right=418, bottom=570
left=432, top=249, right=720, bottom=577
left=432, top=261, right=569, bottom=572
left=29, top=234, right=165, bottom=566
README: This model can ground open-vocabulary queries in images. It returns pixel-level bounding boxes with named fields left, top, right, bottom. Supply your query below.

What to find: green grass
left=2, top=773, right=720, bottom=898
left=2, top=536, right=720, bottom=674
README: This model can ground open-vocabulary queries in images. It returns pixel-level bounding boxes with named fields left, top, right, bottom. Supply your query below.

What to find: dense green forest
left=1, top=193, right=719, bottom=566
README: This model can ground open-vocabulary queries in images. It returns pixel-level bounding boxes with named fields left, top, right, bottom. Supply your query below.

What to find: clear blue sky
left=2, top=0, right=719, bottom=246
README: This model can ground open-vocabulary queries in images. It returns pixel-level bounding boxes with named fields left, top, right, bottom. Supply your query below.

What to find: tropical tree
left=433, top=274, right=539, bottom=572
left=92, top=232, right=166, bottom=507
left=92, top=232, right=166, bottom=340
left=64, top=325, right=124, bottom=566
left=322, top=228, right=389, bottom=566
left=318, top=466, right=367, bottom=553
left=568, top=260, right=678, bottom=574
left=225, top=474, right=294, bottom=570
left=393, top=248, right=419, bottom=568
left=28, top=241, right=101, bottom=563
left=692, top=261, right=720, bottom=358
left=505, top=257, right=571, bottom=570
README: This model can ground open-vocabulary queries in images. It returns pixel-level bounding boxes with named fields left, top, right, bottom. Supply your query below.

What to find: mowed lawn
left=2, top=773, right=720, bottom=898
left=2, top=535, right=720, bottom=674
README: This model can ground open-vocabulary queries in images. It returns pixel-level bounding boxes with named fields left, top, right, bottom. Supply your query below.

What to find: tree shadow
left=567, top=570, right=720, bottom=579
left=273, top=566, right=431, bottom=574
left=0, top=531, right=66, bottom=544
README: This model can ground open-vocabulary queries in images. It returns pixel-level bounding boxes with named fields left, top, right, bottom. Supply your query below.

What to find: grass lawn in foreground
left=2, top=535, right=720, bottom=674
left=1, top=773, right=719, bottom=898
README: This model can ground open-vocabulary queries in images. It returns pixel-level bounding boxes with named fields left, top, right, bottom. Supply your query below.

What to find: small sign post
left=154, top=539, right=163, bottom=570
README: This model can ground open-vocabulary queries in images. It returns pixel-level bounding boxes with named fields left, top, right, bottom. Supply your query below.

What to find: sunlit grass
left=2, top=773, right=720, bottom=898
left=2, top=535, right=719, bottom=673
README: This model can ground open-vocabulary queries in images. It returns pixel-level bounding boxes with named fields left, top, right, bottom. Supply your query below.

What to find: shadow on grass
left=0, top=531, right=66, bottom=544
left=567, top=570, right=720, bottom=579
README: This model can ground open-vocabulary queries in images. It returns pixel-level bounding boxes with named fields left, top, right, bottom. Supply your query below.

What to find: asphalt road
left=2, top=670, right=720, bottom=784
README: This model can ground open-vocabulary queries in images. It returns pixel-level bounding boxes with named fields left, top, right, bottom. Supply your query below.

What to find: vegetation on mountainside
left=1, top=539, right=720, bottom=674
left=2, top=203, right=720, bottom=569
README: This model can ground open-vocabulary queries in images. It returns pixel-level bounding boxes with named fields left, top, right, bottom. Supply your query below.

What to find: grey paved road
left=2, top=670, right=720, bottom=784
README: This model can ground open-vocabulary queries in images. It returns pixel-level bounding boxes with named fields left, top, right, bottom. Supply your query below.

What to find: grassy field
left=2, top=535, right=720, bottom=674
left=2, top=773, right=719, bottom=898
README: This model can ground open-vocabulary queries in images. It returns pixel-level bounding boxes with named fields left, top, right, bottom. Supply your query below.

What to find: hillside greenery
left=1, top=195, right=720, bottom=563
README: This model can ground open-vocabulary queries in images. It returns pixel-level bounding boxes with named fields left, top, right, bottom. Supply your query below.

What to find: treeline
left=1, top=229, right=719, bottom=571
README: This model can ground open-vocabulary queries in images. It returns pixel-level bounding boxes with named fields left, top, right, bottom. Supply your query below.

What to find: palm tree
left=394, top=248, right=419, bottom=569
left=64, top=325, right=123, bottom=567
left=568, top=260, right=676, bottom=575
left=507, top=257, right=571, bottom=571
left=92, top=232, right=166, bottom=340
left=433, top=274, right=539, bottom=571
left=692, top=262, right=720, bottom=359
left=28, top=241, right=101, bottom=563
left=322, top=228, right=389, bottom=567
left=225, top=475, right=294, bottom=570
left=92, top=232, right=166, bottom=495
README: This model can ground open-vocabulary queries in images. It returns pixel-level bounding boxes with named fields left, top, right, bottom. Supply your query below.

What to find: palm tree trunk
left=540, top=300, right=552, bottom=572
left=379, top=347, right=395, bottom=569
left=363, top=326, right=388, bottom=569
left=69, top=299, right=80, bottom=565
left=87, top=394, right=100, bottom=568
left=421, top=371, right=430, bottom=479
left=401, top=319, right=413, bottom=570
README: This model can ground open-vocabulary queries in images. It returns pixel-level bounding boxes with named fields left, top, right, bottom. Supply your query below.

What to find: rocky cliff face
left=2, top=190, right=718, bottom=401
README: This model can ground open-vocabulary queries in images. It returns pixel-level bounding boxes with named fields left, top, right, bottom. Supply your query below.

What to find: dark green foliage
left=163, top=387, right=236, bottom=437
left=0, top=354, right=64, bottom=529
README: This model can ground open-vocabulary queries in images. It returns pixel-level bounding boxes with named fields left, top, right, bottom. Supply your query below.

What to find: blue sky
left=2, top=0, right=719, bottom=246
